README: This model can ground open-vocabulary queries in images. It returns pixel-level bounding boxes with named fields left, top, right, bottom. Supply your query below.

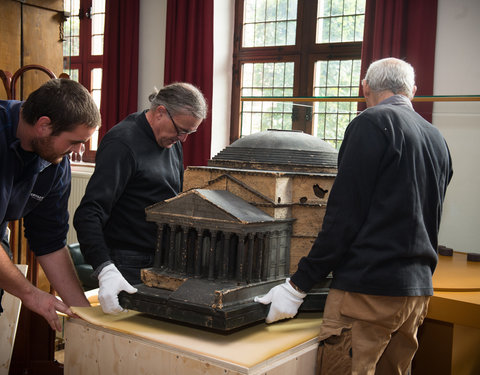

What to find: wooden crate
left=64, top=307, right=322, bottom=375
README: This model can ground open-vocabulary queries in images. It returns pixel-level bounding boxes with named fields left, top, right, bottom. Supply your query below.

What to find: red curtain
left=164, top=0, right=214, bottom=168
left=360, top=0, right=438, bottom=121
left=99, top=0, right=140, bottom=141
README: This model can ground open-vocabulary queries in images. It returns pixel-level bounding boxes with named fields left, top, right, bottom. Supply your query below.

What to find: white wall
left=137, top=0, right=480, bottom=254
left=138, top=0, right=233, bottom=158
left=137, top=0, right=167, bottom=111
left=211, top=1, right=234, bottom=158
left=434, top=0, right=480, bottom=253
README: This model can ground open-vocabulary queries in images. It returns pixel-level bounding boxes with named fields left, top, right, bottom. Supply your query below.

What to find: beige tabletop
left=71, top=306, right=323, bottom=368
left=428, top=251, right=480, bottom=328
left=433, top=251, right=480, bottom=291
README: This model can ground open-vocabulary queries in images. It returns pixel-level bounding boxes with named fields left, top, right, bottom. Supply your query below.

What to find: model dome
left=209, top=130, right=338, bottom=173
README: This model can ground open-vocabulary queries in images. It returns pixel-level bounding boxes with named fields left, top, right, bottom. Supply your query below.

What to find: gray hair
left=364, top=58, right=416, bottom=99
left=148, top=82, right=208, bottom=119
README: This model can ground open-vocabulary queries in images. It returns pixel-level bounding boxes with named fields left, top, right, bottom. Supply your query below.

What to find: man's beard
left=31, top=136, right=65, bottom=164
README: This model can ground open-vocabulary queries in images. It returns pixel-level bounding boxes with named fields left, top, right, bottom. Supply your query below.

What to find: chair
left=67, top=243, right=98, bottom=290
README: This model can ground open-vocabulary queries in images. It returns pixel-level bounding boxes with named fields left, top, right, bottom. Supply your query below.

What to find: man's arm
left=73, top=138, right=135, bottom=271
left=0, top=245, right=73, bottom=331
left=36, top=246, right=89, bottom=307
left=73, top=139, right=139, bottom=314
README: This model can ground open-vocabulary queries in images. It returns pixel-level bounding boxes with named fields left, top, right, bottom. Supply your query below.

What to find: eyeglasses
left=164, top=107, right=197, bottom=136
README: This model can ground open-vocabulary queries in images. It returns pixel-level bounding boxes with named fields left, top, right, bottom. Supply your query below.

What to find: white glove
left=254, top=278, right=307, bottom=323
left=98, top=264, right=138, bottom=314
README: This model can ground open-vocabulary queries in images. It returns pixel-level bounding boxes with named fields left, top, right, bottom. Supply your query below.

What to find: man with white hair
left=256, top=58, right=453, bottom=374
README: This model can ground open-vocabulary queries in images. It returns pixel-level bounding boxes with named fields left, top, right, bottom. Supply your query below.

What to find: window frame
left=230, top=0, right=363, bottom=144
left=63, top=0, right=104, bottom=163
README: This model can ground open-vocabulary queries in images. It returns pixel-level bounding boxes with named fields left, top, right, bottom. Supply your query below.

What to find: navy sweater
left=291, top=95, right=453, bottom=297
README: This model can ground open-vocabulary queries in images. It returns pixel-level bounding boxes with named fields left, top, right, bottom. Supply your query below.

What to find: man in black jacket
left=256, top=58, right=453, bottom=374
left=74, top=82, right=207, bottom=315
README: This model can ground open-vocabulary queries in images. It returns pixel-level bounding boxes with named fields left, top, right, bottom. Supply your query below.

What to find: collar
left=10, top=139, right=52, bottom=173
left=378, top=94, right=414, bottom=110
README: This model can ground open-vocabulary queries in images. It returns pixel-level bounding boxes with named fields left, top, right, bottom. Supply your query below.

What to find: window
left=232, top=0, right=366, bottom=149
left=63, top=0, right=105, bottom=161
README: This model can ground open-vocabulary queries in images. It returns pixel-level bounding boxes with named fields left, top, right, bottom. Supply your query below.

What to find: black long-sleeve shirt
left=73, top=111, right=183, bottom=271
left=291, top=95, right=453, bottom=297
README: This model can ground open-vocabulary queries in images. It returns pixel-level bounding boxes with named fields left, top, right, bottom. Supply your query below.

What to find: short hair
left=21, top=78, right=101, bottom=135
left=364, top=58, right=416, bottom=99
left=148, top=82, right=208, bottom=120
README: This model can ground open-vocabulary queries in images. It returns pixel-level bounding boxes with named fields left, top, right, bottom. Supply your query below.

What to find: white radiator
left=67, top=165, right=94, bottom=245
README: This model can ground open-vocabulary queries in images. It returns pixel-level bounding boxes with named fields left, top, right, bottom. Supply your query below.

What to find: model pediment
left=146, top=189, right=275, bottom=224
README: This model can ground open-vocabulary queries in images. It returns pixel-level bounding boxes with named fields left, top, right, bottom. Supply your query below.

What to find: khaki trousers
left=316, top=289, right=429, bottom=375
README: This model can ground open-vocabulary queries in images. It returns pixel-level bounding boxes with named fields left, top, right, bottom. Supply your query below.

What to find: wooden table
left=64, top=307, right=322, bottom=375
left=413, top=251, right=480, bottom=375
left=64, top=251, right=480, bottom=374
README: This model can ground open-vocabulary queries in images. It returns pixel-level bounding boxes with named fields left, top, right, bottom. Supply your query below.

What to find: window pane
left=63, top=68, right=79, bottom=82
left=63, top=0, right=80, bottom=57
left=316, top=0, right=366, bottom=43
left=64, top=0, right=79, bottom=15
left=91, top=7, right=105, bottom=55
left=266, top=0, right=277, bottom=21
left=286, top=20, right=296, bottom=44
left=265, top=22, right=276, bottom=46
left=91, top=35, right=104, bottom=55
left=240, top=62, right=295, bottom=136
left=313, top=59, right=361, bottom=148
left=242, top=0, right=298, bottom=47
left=92, top=13, right=105, bottom=34
left=92, top=0, right=106, bottom=13
left=91, top=68, right=103, bottom=91
left=243, top=24, right=255, bottom=47
left=89, top=68, right=103, bottom=151
left=244, top=0, right=256, bottom=23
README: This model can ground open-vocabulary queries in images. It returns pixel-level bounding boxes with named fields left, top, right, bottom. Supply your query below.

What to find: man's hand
left=97, top=264, right=137, bottom=314
left=0, top=245, right=72, bottom=331
left=254, top=278, right=306, bottom=323
left=22, top=288, right=73, bottom=331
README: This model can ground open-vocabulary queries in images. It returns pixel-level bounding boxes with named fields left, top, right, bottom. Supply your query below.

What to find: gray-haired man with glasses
left=74, top=82, right=207, bottom=314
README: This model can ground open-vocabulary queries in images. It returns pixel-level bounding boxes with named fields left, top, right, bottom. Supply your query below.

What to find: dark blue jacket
left=0, top=100, right=71, bottom=255
left=291, top=95, right=453, bottom=297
